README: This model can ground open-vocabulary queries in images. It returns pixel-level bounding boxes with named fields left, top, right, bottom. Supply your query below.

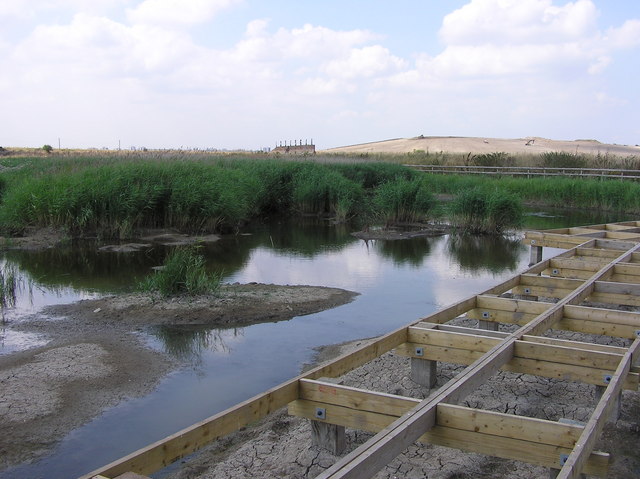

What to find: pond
left=0, top=208, right=633, bottom=479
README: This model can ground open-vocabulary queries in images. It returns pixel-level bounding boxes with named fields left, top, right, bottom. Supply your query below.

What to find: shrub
left=541, top=151, right=587, bottom=169
left=138, top=246, right=223, bottom=297
left=42, top=145, right=53, bottom=153
left=470, top=152, right=514, bottom=167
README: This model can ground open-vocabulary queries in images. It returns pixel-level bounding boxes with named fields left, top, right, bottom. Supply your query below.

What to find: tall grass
left=138, top=246, right=223, bottom=297
left=373, top=178, right=435, bottom=224
left=0, top=159, right=372, bottom=237
left=421, top=174, right=640, bottom=213
left=449, top=188, right=523, bottom=234
left=0, top=263, right=18, bottom=321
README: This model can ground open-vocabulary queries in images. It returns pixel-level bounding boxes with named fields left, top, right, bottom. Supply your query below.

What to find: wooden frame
left=84, top=221, right=640, bottom=479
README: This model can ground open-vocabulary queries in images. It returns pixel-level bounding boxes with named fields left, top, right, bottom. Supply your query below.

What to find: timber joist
left=84, top=221, right=640, bottom=479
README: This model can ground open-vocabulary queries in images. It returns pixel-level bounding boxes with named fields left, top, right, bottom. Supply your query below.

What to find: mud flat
left=0, top=284, right=357, bottom=470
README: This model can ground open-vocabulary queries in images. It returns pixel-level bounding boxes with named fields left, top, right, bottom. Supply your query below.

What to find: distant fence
left=404, top=164, right=640, bottom=181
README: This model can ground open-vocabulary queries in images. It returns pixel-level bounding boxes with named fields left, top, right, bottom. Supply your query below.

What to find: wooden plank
left=614, top=263, right=640, bottom=276
left=80, top=326, right=409, bottom=479
left=588, top=291, right=640, bottom=307
left=396, top=343, right=638, bottom=389
left=575, top=248, right=620, bottom=259
left=563, top=304, right=640, bottom=326
left=476, top=295, right=551, bottom=314
left=298, top=379, right=585, bottom=447
left=594, top=238, right=638, bottom=250
left=594, top=280, right=640, bottom=296
left=557, top=338, right=640, bottom=479
left=524, top=232, right=590, bottom=249
left=550, top=258, right=608, bottom=272
left=290, top=400, right=609, bottom=476
left=544, top=267, right=598, bottom=280
left=519, top=274, right=584, bottom=289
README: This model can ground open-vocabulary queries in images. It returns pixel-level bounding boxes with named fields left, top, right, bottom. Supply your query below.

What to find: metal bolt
left=415, top=347, right=424, bottom=357
left=635, top=330, right=640, bottom=338
left=524, top=288, right=531, bottom=294
left=531, top=240, right=536, bottom=245
left=603, top=374, right=612, bottom=384
left=559, top=454, right=569, bottom=466
left=552, top=269, right=559, bottom=275
left=315, top=407, right=326, bottom=420
left=482, top=311, right=490, bottom=319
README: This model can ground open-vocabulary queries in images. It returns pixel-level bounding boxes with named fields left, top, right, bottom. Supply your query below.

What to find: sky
left=1, top=0, right=639, bottom=150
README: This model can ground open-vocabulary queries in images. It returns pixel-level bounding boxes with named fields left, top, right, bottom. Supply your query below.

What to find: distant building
left=271, top=139, right=315, bottom=155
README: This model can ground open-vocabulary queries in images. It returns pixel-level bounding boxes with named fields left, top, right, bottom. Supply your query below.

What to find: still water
left=0, top=209, right=632, bottom=479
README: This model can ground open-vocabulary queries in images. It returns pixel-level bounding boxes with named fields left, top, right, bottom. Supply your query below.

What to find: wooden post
left=478, top=320, right=499, bottom=331
left=595, top=385, right=621, bottom=423
left=411, top=357, right=437, bottom=389
left=530, top=245, right=543, bottom=265
left=312, top=421, right=346, bottom=455
left=549, top=468, right=585, bottom=479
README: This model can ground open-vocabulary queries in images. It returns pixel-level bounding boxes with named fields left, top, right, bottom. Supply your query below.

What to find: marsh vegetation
left=0, top=152, right=638, bottom=244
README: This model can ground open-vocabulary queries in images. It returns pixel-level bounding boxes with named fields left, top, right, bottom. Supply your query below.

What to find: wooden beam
left=557, top=338, right=640, bottom=479
left=291, top=382, right=610, bottom=476
left=524, top=232, right=590, bottom=249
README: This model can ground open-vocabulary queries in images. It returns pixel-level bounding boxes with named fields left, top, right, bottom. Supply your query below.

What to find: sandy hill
left=322, top=136, right=640, bottom=156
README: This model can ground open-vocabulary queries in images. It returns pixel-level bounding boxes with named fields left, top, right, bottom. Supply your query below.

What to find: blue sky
left=1, top=0, right=639, bottom=150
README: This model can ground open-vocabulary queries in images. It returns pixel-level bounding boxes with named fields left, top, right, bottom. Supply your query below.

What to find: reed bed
left=0, top=154, right=638, bottom=240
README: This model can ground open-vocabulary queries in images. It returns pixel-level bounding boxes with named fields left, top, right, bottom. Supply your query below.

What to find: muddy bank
left=0, top=284, right=357, bottom=471
left=0, top=336, right=174, bottom=469
left=44, top=284, right=358, bottom=328
left=167, top=326, right=640, bottom=479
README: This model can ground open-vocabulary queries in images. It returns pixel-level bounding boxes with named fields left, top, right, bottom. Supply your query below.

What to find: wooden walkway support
left=83, top=220, right=640, bottom=479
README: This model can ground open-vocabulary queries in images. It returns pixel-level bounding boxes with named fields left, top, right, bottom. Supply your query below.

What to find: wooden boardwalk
left=405, top=164, right=640, bottom=180
left=83, top=221, right=640, bottom=479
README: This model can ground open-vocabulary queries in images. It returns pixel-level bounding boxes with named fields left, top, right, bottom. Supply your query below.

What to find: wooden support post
left=595, top=385, right=621, bottom=423
left=549, top=468, right=585, bottom=479
left=311, top=421, right=346, bottom=455
left=530, top=245, right=543, bottom=265
left=478, top=320, right=499, bottom=331
left=411, top=357, right=437, bottom=389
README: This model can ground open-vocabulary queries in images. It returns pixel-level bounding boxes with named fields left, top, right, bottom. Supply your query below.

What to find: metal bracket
left=559, top=453, right=569, bottom=466
left=315, top=407, right=326, bottom=420
left=414, top=347, right=424, bottom=357
left=603, top=374, right=612, bottom=384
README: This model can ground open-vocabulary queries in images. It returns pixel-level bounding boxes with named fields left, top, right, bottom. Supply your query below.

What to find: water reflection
left=446, top=234, right=525, bottom=274
left=372, top=235, right=442, bottom=267
left=150, top=325, right=245, bottom=364
left=242, top=219, right=358, bottom=257
left=523, top=208, right=633, bottom=230
left=3, top=242, right=168, bottom=292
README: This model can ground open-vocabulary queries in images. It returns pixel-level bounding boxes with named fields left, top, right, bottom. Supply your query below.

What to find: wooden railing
left=404, top=164, right=640, bottom=180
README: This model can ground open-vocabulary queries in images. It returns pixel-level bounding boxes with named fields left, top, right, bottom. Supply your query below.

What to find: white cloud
left=440, top=0, right=598, bottom=45
left=324, top=45, right=407, bottom=79
left=605, top=19, right=640, bottom=48
left=126, top=0, right=241, bottom=26
left=0, top=0, right=131, bottom=19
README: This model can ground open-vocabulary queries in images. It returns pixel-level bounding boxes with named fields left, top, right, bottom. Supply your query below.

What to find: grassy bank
left=420, top=174, right=640, bottom=213
left=0, top=155, right=637, bottom=238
